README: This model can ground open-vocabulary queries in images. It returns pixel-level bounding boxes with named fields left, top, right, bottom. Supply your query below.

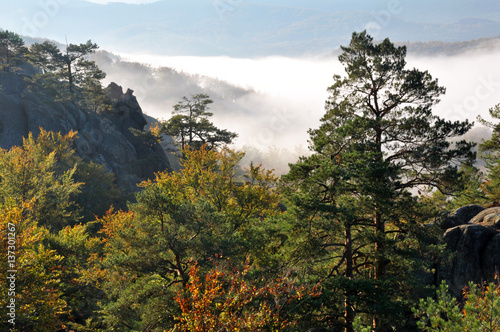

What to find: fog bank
left=110, top=51, right=500, bottom=173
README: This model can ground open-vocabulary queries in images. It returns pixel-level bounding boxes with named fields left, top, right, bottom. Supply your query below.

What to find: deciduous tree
left=85, top=146, right=281, bottom=330
left=0, top=203, right=68, bottom=331
left=172, top=257, right=318, bottom=332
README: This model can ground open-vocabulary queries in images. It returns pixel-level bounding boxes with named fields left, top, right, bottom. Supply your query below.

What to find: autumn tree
left=0, top=130, right=82, bottom=231
left=281, top=31, right=475, bottom=331
left=0, top=129, right=124, bottom=329
left=84, top=146, right=281, bottom=330
left=45, top=222, right=105, bottom=331
left=0, top=203, right=68, bottom=331
left=27, top=129, right=125, bottom=221
left=161, top=94, right=237, bottom=151
left=172, top=257, right=318, bottom=332
left=0, top=30, right=27, bottom=72
left=0, top=129, right=123, bottom=229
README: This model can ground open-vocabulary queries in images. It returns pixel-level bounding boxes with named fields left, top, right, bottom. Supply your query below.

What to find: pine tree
left=28, top=40, right=107, bottom=109
left=84, top=146, right=281, bottom=330
left=479, top=103, right=500, bottom=204
left=281, top=31, right=475, bottom=331
left=0, top=30, right=27, bottom=73
left=162, top=94, right=237, bottom=151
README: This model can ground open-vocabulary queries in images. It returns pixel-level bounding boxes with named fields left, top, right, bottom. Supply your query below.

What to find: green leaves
left=28, top=39, right=108, bottom=111
left=85, top=146, right=281, bottom=329
left=478, top=103, right=500, bottom=204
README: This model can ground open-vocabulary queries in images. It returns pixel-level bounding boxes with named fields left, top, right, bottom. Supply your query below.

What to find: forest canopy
left=0, top=30, right=499, bottom=332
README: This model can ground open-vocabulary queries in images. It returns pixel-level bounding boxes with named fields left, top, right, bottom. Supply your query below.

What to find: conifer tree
left=84, top=146, right=281, bottom=330
left=281, top=31, right=475, bottom=331
left=28, top=39, right=107, bottom=114
left=479, top=103, right=500, bottom=204
left=162, top=94, right=237, bottom=151
left=0, top=30, right=27, bottom=73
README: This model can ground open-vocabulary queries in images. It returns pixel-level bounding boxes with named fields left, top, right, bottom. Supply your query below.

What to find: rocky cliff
left=0, top=71, right=172, bottom=193
left=438, top=205, right=500, bottom=297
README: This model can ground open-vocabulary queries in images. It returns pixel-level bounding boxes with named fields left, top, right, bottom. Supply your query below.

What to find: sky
left=83, top=0, right=159, bottom=4
left=3, top=0, right=500, bottom=171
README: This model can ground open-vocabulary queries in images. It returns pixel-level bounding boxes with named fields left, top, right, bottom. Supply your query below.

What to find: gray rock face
left=439, top=204, right=486, bottom=230
left=481, top=233, right=500, bottom=283
left=0, top=73, right=172, bottom=193
left=441, top=207, right=500, bottom=297
left=470, top=207, right=500, bottom=227
left=443, top=224, right=497, bottom=296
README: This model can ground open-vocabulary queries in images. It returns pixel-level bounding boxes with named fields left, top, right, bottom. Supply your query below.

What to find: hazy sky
left=5, top=0, right=499, bottom=171
left=83, top=0, right=160, bottom=4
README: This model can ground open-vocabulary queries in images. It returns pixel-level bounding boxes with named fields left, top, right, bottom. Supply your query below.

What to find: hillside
left=0, top=65, right=172, bottom=193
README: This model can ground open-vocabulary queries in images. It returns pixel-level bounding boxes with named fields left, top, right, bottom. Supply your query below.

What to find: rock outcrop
left=440, top=206, right=500, bottom=297
left=0, top=72, right=172, bottom=193
left=438, top=204, right=485, bottom=230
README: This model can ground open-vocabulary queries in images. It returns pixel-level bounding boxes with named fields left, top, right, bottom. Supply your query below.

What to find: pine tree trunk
left=373, top=210, right=386, bottom=330
left=373, top=126, right=387, bottom=330
left=345, top=224, right=355, bottom=332
left=67, top=61, right=73, bottom=93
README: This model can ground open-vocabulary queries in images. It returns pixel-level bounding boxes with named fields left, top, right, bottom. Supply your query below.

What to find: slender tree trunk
left=372, top=210, right=387, bottom=331
left=67, top=61, right=73, bottom=93
left=175, top=253, right=187, bottom=288
left=374, top=211, right=386, bottom=279
left=373, top=127, right=387, bottom=331
left=345, top=224, right=355, bottom=332
left=188, top=106, right=193, bottom=145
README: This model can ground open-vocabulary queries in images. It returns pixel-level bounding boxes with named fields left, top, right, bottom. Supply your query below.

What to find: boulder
left=439, top=204, right=485, bottom=230
left=481, top=233, right=500, bottom=283
left=469, top=207, right=500, bottom=228
left=443, top=224, right=498, bottom=297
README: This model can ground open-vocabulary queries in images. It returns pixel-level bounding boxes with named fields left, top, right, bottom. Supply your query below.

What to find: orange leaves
left=461, top=280, right=500, bottom=331
left=416, top=280, right=500, bottom=332
left=97, top=209, right=135, bottom=240
left=172, top=257, right=318, bottom=332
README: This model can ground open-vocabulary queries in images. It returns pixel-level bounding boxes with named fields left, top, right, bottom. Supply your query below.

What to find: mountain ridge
left=1, top=0, right=499, bottom=57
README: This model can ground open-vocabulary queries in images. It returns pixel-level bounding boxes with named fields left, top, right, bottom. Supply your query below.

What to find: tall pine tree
left=281, top=31, right=475, bottom=331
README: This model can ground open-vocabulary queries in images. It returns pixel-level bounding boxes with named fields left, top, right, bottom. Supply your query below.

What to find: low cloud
left=106, top=51, right=500, bottom=174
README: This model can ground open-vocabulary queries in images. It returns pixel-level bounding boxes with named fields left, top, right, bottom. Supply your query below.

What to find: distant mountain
left=401, top=36, right=500, bottom=56
left=329, top=35, right=500, bottom=57
left=1, top=0, right=499, bottom=56
left=91, top=49, right=257, bottom=119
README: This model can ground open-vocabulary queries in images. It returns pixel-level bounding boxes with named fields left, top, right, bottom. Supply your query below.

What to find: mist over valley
left=93, top=39, right=500, bottom=173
